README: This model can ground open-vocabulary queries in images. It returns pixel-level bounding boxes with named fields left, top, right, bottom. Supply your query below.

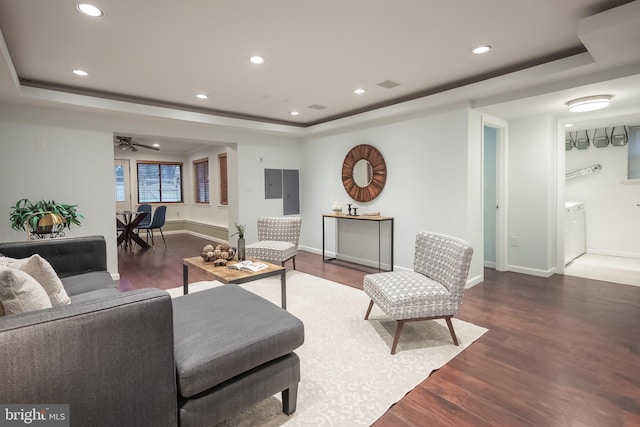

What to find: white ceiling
left=0, top=0, right=639, bottom=147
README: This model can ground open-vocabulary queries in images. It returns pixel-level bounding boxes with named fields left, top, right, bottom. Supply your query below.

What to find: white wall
left=565, top=135, right=640, bottom=257
left=0, top=105, right=119, bottom=274
left=235, top=141, right=303, bottom=246
left=0, top=102, right=301, bottom=279
left=300, top=107, right=485, bottom=284
left=508, top=115, right=557, bottom=276
left=1, top=100, right=565, bottom=284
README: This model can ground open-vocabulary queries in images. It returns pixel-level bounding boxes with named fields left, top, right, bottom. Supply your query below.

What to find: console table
left=322, top=214, right=394, bottom=272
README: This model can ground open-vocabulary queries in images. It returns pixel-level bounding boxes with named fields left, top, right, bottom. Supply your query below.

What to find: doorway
left=559, top=121, right=640, bottom=287
left=482, top=116, right=508, bottom=271
left=114, top=159, right=131, bottom=212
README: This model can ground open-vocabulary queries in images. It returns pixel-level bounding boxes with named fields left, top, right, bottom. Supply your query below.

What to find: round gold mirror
left=341, top=144, right=386, bottom=202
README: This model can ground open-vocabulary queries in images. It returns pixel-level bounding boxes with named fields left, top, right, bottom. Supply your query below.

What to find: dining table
left=116, top=210, right=150, bottom=250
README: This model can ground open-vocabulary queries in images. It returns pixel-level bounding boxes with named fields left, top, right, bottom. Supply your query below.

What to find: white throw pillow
left=0, top=267, right=53, bottom=316
left=0, top=255, right=70, bottom=306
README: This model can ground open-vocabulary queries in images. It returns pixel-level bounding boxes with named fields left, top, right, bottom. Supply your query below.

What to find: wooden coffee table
left=182, top=257, right=288, bottom=309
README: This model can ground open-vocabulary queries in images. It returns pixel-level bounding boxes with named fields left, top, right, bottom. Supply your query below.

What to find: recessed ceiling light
left=195, top=94, right=208, bottom=99
left=152, top=143, right=160, bottom=148
left=249, top=56, right=266, bottom=65
left=72, top=69, right=89, bottom=76
left=76, top=4, right=104, bottom=17
left=289, top=111, right=300, bottom=116
left=566, top=95, right=611, bottom=113
left=472, top=45, right=492, bottom=54
left=353, top=88, right=366, bottom=95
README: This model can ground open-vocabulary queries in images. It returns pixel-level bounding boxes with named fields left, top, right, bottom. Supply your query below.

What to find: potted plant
left=231, top=223, right=246, bottom=261
left=9, top=198, right=83, bottom=237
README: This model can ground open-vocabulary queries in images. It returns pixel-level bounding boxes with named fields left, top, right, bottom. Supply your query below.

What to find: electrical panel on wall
left=264, top=169, right=283, bottom=199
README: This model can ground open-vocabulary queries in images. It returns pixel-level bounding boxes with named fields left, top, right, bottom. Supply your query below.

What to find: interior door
left=115, top=159, right=132, bottom=212
left=482, top=115, right=508, bottom=272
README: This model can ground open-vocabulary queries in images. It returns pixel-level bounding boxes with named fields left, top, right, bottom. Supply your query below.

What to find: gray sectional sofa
left=0, top=236, right=304, bottom=427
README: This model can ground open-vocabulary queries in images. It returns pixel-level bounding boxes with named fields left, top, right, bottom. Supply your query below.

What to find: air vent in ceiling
left=377, top=80, right=400, bottom=89
left=308, top=104, right=328, bottom=110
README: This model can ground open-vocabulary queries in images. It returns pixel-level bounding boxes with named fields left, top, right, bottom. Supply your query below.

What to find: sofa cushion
left=0, top=255, right=70, bottom=306
left=69, top=288, right=122, bottom=304
left=0, top=267, right=52, bottom=316
left=172, top=285, right=304, bottom=398
left=60, top=271, right=116, bottom=296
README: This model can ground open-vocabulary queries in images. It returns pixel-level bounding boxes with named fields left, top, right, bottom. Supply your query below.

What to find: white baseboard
left=484, top=261, right=496, bottom=268
left=299, top=245, right=393, bottom=270
left=586, top=249, right=640, bottom=259
left=466, top=274, right=484, bottom=288
left=181, top=229, right=228, bottom=244
left=507, top=264, right=555, bottom=278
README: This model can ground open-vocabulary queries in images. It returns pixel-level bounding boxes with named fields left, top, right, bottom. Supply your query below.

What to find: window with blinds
left=218, top=153, right=228, bottom=205
left=194, top=158, right=209, bottom=204
left=137, top=161, right=183, bottom=203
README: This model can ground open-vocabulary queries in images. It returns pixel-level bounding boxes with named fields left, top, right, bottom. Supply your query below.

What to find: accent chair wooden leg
left=445, top=316, right=459, bottom=346
left=391, top=320, right=405, bottom=355
left=292, top=256, right=296, bottom=270
left=364, top=299, right=374, bottom=320
left=282, top=383, right=298, bottom=415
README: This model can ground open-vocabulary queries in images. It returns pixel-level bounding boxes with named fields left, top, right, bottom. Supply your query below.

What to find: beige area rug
left=167, top=271, right=488, bottom=426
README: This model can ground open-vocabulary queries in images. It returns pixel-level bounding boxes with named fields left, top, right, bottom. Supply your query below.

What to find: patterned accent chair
left=363, top=231, right=474, bottom=354
left=245, top=217, right=302, bottom=269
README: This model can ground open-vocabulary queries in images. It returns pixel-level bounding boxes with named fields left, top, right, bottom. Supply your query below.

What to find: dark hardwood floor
left=118, top=234, right=640, bottom=427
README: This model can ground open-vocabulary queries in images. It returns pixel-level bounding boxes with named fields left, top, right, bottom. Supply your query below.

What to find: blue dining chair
left=136, top=204, right=152, bottom=228
left=138, top=205, right=166, bottom=245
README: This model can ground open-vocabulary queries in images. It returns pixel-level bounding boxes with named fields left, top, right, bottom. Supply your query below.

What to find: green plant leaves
left=9, top=199, right=83, bottom=231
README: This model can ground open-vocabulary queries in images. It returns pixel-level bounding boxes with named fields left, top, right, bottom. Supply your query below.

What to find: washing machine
left=565, top=201, right=586, bottom=265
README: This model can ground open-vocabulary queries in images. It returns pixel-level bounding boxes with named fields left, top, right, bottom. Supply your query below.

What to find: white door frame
left=114, top=159, right=132, bottom=212
left=482, top=114, right=508, bottom=272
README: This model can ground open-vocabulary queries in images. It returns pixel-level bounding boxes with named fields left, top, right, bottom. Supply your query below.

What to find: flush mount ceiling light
left=566, top=95, right=611, bottom=113
left=249, top=56, right=266, bottom=64
left=195, top=93, right=208, bottom=99
left=472, top=45, right=492, bottom=54
left=76, top=3, right=104, bottom=17
left=353, top=88, right=366, bottom=95
left=72, top=69, right=89, bottom=76
left=289, top=111, right=300, bottom=116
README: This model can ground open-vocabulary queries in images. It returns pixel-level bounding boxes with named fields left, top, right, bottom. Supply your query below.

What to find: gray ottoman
left=172, top=285, right=304, bottom=427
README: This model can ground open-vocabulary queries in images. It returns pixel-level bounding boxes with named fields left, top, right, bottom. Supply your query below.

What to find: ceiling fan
left=114, top=136, right=160, bottom=151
